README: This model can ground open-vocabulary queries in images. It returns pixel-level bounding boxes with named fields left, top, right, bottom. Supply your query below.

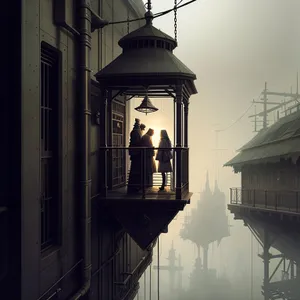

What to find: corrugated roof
left=225, top=110, right=300, bottom=167
left=95, top=47, right=196, bottom=80
left=225, top=137, right=300, bottom=166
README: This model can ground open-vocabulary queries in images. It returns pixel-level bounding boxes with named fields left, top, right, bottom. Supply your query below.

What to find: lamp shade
left=135, top=95, right=158, bottom=115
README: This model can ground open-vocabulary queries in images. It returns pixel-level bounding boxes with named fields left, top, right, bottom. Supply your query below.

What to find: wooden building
left=226, top=109, right=300, bottom=211
left=225, top=108, right=300, bottom=299
left=1, top=0, right=196, bottom=299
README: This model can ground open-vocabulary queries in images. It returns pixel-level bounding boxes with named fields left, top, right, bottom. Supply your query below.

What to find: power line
left=107, top=0, right=196, bottom=25
left=216, top=92, right=262, bottom=133
left=216, top=103, right=254, bottom=133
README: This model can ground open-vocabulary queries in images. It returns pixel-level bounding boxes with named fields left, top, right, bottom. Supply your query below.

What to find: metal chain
left=174, top=0, right=178, bottom=42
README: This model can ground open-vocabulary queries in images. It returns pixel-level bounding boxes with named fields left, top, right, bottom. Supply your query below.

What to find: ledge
left=97, top=192, right=190, bottom=249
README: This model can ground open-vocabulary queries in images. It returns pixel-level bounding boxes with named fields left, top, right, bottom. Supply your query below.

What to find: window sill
left=41, top=245, right=60, bottom=271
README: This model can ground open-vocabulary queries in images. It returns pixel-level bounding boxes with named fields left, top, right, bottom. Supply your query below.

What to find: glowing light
left=149, top=126, right=162, bottom=147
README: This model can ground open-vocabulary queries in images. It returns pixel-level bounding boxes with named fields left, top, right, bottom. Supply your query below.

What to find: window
left=111, top=101, right=126, bottom=188
left=40, top=42, right=60, bottom=251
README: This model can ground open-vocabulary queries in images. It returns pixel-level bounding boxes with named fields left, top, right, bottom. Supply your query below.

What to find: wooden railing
left=97, top=147, right=189, bottom=200
left=230, top=188, right=300, bottom=213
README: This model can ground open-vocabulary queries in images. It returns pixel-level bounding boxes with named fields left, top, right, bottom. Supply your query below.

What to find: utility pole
left=263, top=82, right=268, bottom=130
left=153, top=242, right=183, bottom=297
left=249, top=74, right=300, bottom=132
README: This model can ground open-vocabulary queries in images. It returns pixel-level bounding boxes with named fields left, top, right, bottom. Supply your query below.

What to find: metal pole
left=175, top=85, right=183, bottom=199
left=172, top=98, right=176, bottom=192
left=263, top=229, right=270, bottom=300
left=157, top=238, right=160, bottom=300
left=250, top=234, right=253, bottom=300
left=70, top=0, right=92, bottom=298
left=263, top=82, right=268, bottom=129
left=149, top=264, right=152, bottom=300
left=144, top=271, right=147, bottom=300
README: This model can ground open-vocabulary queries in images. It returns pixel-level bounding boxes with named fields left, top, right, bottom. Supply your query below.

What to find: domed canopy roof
left=118, top=21, right=177, bottom=49
left=95, top=11, right=197, bottom=95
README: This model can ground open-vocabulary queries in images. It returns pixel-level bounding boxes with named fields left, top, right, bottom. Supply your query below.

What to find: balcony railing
left=230, top=188, right=300, bottom=213
left=96, top=147, right=189, bottom=200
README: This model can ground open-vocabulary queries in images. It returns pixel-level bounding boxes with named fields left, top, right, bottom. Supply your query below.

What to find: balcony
left=229, top=188, right=300, bottom=215
left=98, top=146, right=190, bottom=202
left=93, top=146, right=190, bottom=249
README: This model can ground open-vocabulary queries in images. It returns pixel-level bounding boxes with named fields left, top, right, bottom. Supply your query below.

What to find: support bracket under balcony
left=101, top=199, right=188, bottom=249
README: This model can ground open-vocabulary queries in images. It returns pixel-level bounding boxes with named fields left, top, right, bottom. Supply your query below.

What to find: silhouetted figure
left=155, top=129, right=173, bottom=191
left=127, top=118, right=142, bottom=194
left=141, top=128, right=156, bottom=188
left=140, top=123, right=146, bottom=134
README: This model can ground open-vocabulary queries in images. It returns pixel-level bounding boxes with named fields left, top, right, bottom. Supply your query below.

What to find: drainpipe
left=70, top=0, right=92, bottom=299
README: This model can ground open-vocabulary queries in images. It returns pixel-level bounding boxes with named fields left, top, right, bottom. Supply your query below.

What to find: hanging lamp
left=135, top=93, right=158, bottom=115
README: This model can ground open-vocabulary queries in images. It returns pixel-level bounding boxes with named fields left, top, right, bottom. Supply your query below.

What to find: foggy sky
left=141, top=0, right=300, bottom=192
left=134, top=1, right=298, bottom=296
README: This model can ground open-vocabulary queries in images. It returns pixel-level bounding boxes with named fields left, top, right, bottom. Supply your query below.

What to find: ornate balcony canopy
left=95, top=3, right=197, bottom=250
left=95, top=5, right=197, bottom=98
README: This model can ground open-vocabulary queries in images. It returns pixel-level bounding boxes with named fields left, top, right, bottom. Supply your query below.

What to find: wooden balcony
left=94, top=147, right=191, bottom=249
left=229, top=187, right=300, bottom=215
left=98, top=146, right=191, bottom=202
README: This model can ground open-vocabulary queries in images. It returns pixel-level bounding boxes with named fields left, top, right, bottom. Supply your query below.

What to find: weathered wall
left=241, top=159, right=300, bottom=191
left=17, top=0, right=149, bottom=299
left=1, top=1, right=22, bottom=298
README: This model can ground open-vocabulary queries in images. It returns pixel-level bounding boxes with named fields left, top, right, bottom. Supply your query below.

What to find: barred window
left=111, top=99, right=126, bottom=188
left=40, top=42, right=60, bottom=251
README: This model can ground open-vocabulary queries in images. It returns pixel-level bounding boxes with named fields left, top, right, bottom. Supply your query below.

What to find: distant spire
left=205, top=171, right=210, bottom=191
left=214, top=179, right=219, bottom=193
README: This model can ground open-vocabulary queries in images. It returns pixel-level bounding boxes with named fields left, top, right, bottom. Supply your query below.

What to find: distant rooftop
left=225, top=109, right=300, bottom=168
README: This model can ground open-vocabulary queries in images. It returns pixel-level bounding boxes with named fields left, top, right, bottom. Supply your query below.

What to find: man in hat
left=128, top=118, right=142, bottom=193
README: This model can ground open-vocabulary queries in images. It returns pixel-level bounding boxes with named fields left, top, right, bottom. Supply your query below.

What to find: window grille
left=40, top=43, right=60, bottom=251
left=111, top=100, right=126, bottom=188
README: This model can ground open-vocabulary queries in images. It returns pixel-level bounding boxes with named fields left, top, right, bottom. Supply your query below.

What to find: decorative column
left=100, top=88, right=108, bottom=196
left=175, top=84, right=183, bottom=199
left=172, top=98, right=176, bottom=192
left=183, top=100, right=189, bottom=148
left=184, top=99, right=189, bottom=192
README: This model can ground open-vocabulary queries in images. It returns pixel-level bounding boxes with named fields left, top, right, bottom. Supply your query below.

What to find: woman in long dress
left=155, top=130, right=173, bottom=191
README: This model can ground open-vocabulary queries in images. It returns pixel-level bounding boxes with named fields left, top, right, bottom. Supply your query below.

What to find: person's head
left=140, top=124, right=146, bottom=131
left=147, top=128, right=154, bottom=136
left=133, top=118, right=140, bottom=130
left=160, top=129, right=169, bottom=140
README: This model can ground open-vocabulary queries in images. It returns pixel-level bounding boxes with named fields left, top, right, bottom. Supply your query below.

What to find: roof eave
left=96, top=72, right=196, bottom=86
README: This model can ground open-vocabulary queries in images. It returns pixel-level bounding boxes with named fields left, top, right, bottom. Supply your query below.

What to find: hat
left=140, top=123, right=146, bottom=130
